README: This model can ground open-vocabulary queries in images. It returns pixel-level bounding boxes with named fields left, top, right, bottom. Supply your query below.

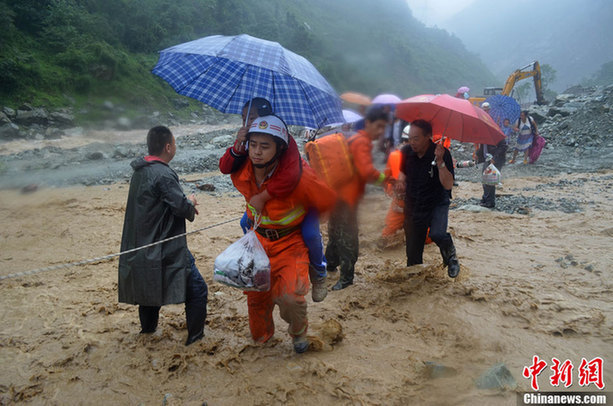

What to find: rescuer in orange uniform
left=326, top=105, right=389, bottom=290
left=380, top=125, right=434, bottom=248
left=380, top=125, right=409, bottom=246
left=225, top=115, right=336, bottom=353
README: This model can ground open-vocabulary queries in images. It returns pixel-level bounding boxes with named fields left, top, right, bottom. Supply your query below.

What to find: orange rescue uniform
left=231, top=160, right=335, bottom=342
left=382, top=149, right=433, bottom=244
left=338, top=130, right=386, bottom=207
left=382, top=149, right=405, bottom=238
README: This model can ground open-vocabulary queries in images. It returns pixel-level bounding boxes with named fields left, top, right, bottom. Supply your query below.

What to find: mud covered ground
left=1, top=126, right=613, bottom=405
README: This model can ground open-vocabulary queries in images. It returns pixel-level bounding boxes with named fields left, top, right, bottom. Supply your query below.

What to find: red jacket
left=231, top=160, right=336, bottom=230
left=219, top=135, right=302, bottom=198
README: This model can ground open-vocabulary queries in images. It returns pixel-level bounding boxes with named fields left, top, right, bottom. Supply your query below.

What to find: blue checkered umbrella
left=152, top=34, right=344, bottom=128
left=484, top=94, right=521, bottom=128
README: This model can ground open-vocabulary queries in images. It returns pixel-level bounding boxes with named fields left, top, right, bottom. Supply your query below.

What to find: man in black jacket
left=396, top=120, right=460, bottom=278
left=118, top=126, right=207, bottom=346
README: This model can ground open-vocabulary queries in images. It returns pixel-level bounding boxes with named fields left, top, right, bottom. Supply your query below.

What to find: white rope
left=0, top=216, right=242, bottom=281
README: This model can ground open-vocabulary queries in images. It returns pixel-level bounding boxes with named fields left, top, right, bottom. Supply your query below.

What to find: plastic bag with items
left=482, top=163, right=501, bottom=186
left=214, top=228, right=271, bottom=292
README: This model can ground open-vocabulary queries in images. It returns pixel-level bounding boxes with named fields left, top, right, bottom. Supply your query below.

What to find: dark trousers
left=325, top=200, right=359, bottom=284
left=404, top=202, right=453, bottom=266
left=482, top=183, right=496, bottom=207
left=481, top=158, right=504, bottom=206
left=139, top=251, right=208, bottom=337
left=481, top=162, right=496, bottom=207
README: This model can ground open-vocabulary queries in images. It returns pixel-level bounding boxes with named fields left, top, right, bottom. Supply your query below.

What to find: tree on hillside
left=583, top=60, right=613, bottom=86
left=0, top=0, right=497, bottom=109
left=541, top=63, right=558, bottom=102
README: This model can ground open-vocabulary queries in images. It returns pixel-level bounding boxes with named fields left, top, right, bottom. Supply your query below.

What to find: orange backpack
left=304, top=133, right=355, bottom=189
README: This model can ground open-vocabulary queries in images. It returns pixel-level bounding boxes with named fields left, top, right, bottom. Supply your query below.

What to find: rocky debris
left=14, top=108, right=50, bottom=126
left=530, top=84, right=613, bottom=149
left=210, top=135, right=235, bottom=148
left=86, top=151, right=105, bottom=160
left=0, top=126, right=243, bottom=190
left=2, top=107, right=16, bottom=118
left=0, top=123, right=21, bottom=139
left=562, top=84, right=597, bottom=96
left=49, top=111, right=75, bottom=128
left=112, top=145, right=141, bottom=159
left=2, top=83, right=613, bottom=190
left=0, top=105, right=76, bottom=140
left=554, top=254, right=598, bottom=274
left=475, top=363, right=516, bottom=390
left=196, top=183, right=216, bottom=192
left=0, top=112, right=11, bottom=125
left=0, top=94, right=232, bottom=141
left=451, top=193, right=588, bottom=214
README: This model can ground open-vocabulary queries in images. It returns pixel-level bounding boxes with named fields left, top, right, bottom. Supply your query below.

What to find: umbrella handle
left=431, top=136, right=449, bottom=166
left=244, top=99, right=252, bottom=127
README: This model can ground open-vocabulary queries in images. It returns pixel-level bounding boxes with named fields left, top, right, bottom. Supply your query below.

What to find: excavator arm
left=502, top=61, right=546, bottom=105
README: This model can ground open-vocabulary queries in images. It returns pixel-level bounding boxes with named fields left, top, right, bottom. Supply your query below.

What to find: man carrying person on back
left=219, top=98, right=329, bottom=302
left=222, top=114, right=336, bottom=353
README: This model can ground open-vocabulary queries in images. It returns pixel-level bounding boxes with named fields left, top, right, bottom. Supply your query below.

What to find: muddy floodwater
left=1, top=125, right=612, bottom=405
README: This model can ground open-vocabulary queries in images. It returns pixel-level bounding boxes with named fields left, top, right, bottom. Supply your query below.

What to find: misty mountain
left=280, top=0, right=498, bottom=96
left=444, top=0, right=613, bottom=91
left=0, top=0, right=496, bottom=109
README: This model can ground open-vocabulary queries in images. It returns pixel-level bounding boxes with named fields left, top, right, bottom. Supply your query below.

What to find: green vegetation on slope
left=0, top=0, right=497, bottom=114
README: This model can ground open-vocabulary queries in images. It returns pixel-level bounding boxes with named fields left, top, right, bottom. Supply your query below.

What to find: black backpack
left=516, top=116, right=536, bottom=134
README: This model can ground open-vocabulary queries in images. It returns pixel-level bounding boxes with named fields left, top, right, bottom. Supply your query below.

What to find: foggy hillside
left=444, top=0, right=613, bottom=91
left=0, top=0, right=497, bottom=112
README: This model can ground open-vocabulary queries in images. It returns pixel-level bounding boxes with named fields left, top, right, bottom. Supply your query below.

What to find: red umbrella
left=396, top=94, right=505, bottom=145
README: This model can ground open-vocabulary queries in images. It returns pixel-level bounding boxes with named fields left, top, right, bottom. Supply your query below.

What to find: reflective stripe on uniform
left=374, top=172, right=386, bottom=186
left=248, top=204, right=306, bottom=226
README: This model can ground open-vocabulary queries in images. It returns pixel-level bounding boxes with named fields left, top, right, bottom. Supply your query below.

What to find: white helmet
left=401, top=124, right=411, bottom=140
left=481, top=102, right=490, bottom=109
left=248, top=115, right=288, bottom=145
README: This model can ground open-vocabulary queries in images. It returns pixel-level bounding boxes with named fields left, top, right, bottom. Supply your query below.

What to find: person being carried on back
left=219, top=98, right=329, bottom=302
left=221, top=114, right=336, bottom=353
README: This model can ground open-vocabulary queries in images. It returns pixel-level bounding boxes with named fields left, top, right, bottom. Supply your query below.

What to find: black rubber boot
left=185, top=331, right=204, bottom=346
left=439, top=246, right=449, bottom=267
left=441, top=245, right=460, bottom=278
left=185, top=302, right=206, bottom=346
left=332, top=279, right=353, bottom=291
left=139, top=306, right=160, bottom=334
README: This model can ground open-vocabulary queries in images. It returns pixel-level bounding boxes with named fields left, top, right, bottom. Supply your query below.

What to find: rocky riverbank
left=1, top=85, right=612, bottom=197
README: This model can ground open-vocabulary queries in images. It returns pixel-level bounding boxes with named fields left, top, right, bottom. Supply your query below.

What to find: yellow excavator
left=469, top=61, right=547, bottom=106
